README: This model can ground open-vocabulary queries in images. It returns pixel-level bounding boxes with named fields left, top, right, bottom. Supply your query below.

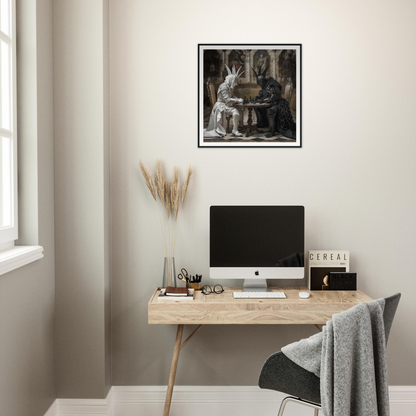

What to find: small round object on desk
left=299, top=291, right=311, bottom=299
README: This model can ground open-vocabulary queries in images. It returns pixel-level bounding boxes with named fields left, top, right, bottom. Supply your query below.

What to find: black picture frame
left=198, top=44, right=302, bottom=148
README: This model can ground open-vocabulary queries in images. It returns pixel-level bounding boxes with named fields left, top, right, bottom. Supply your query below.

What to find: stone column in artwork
left=269, top=50, right=275, bottom=79
left=249, top=50, right=256, bottom=82
left=220, top=50, right=226, bottom=80
left=224, top=50, right=231, bottom=71
left=244, top=50, right=251, bottom=83
left=276, top=50, right=284, bottom=83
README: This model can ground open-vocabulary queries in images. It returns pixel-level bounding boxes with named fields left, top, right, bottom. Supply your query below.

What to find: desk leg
left=163, top=324, right=184, bottom=416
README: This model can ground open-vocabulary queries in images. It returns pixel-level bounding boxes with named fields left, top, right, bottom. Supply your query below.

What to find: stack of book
left=157, top=286, right=195, bottom=301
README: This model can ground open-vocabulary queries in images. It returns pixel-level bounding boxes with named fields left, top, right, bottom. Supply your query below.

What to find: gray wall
left=110, top=0, right=416, bottom=386
left=54, top=0, right=111, bottom=399
left=0, top=1, right=56, bottom=415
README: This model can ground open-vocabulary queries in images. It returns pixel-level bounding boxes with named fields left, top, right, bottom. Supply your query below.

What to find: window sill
left=0, top=245, right=44, bottom=276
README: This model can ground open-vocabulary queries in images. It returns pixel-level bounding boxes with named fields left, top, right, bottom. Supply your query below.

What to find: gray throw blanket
left=282, top=299, right=389, bottom=416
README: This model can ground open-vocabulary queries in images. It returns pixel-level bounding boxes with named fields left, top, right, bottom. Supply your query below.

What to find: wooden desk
left=148, top=286, right=372, bottom=416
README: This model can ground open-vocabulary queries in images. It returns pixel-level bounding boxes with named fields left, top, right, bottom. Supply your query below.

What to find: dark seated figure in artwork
left=251, top=67, right=296, bottom=139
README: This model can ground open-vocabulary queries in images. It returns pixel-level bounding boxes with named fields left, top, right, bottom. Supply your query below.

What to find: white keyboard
left=233, top=291, right=286, bottom=299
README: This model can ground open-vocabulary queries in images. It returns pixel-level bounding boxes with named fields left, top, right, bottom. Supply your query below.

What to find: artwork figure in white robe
left=204, top=65, right=244, bottom=138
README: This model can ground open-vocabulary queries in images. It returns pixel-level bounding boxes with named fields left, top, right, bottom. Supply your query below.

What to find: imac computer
left=209, top=205, right=305, bottom=292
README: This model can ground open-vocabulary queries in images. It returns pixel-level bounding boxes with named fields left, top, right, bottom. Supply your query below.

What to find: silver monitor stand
left=242, top=279, right=270, bottom=292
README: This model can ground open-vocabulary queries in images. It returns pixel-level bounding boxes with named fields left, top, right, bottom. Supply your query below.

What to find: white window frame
left=0, top=0, right=43, bottom=274
left=0, top=0, right=17, bottom=246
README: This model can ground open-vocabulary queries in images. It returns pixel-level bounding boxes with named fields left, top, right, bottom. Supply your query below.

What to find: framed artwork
left=198, top=44, right=302, bottom=148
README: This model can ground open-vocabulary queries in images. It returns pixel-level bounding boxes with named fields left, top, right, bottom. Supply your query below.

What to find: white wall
left=110, top=0, right=416, bottom=386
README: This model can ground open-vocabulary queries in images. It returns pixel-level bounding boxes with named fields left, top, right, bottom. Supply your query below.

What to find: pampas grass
left=182, top=164, right=193, bottom=205
left=156, top=159, right=165, bottom=203
left=139, top=160, right=157, bottom=201
left=164, top=180, right=170, bottom=219
left=171, top=167, right=180, bottom=221
left=139, top=159, right=193, bottom=286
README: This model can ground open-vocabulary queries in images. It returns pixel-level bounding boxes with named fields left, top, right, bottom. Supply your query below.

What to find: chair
left=258, top=293, right=401, bottom=416
left=206, top=78, right=232, bottom=134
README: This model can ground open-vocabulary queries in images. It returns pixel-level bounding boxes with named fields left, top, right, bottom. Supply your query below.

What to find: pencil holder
left=187, top=282, right=201, bottom=290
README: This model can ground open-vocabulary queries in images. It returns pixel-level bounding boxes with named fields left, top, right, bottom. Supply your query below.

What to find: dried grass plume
left=182, top=164, right=193, bottom=205
left=155, top=159, right=165, bottom=203
left=139, top=160, right=156, bottom=201
left=163, top=180, right=170, bottom=219
left=171, top=167, right=180, bottom=220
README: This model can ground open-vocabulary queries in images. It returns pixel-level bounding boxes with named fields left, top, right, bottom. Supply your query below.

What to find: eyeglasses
left=201, top=284, right=224, bottom=295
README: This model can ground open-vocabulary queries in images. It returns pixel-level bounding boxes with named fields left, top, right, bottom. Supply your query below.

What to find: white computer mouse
left=299, top=291, right=311, bottom=299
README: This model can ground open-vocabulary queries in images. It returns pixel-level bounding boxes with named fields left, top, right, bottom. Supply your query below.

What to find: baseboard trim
left=112, top=385, right=282, bottom=403
left=55, top=389, right=114, bottom=416
left=45, top=385, right=416, bottom=416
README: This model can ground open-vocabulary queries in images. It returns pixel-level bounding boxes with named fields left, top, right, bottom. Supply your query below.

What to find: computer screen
left=209, top=205, right=305, bottom=288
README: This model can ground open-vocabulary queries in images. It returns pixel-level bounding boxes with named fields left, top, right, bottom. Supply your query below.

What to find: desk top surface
left=148, top=286, right=372, bottom=325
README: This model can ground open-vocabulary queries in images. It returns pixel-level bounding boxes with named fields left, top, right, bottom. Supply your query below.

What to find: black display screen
left=210, top=206, right=304, bottom=267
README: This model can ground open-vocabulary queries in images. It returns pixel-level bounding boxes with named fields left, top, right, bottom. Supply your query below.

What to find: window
left=0, top=0, right=42, bottom=275
left=0, top=0, right=17, bottom=247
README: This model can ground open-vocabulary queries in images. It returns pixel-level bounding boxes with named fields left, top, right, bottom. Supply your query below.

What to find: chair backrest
left=206, top=78, right=217, bottom=108
left=383, top=293, right=401, bottom=345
